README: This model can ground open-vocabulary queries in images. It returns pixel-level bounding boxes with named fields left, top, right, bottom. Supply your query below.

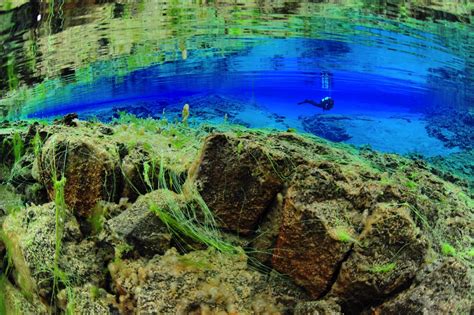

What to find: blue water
left=27, top=37, right=450, bottom=117
left=20, top=36, right=471, bottom=157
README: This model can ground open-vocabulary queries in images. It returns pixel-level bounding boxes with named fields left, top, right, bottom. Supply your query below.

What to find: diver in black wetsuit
left=298, top=96, right=334, bottom=110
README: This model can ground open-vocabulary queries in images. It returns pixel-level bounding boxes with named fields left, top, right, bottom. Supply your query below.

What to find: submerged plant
left=32, top=130, right=43, bottom=158
left=331, top=227, right=359, bottom=244
left=12, top=132, right=24, bottom=165
left=53, top=175, right=67, bottom=295
left=182, top=103, right=190, bottom=125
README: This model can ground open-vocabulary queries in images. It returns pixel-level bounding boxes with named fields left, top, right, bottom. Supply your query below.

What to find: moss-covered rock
left=294, top=299, right=342, bottom=315
left=57, top=284, right=119, bottom=315
left=188, top=133, right=284, bottom=234
left=2, top=202, right=108, bottom=300
left=329, top=203, right=429, bottom=312
left=109, top=247, right=299, bottom=314
left=365, top=258, right=472, bottom=314
left=0, top=277, right=49, bottom=315
left=38, top=132, right=122, bottom=218
left=272, top=162, right=363, bottom=298
left=106, top=189, right=175, bottom=258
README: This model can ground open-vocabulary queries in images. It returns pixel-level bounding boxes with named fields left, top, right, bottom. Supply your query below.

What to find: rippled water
left=0, top=1, right=473, bottom=155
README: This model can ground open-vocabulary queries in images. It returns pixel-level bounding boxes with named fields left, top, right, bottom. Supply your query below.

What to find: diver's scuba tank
left=320, top=96, right=334, bottom=110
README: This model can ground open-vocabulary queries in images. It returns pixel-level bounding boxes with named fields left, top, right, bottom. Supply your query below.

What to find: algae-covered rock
left=272, top=163, right=362, bottom=298
left=329, top=203, right=429, bottom=312
left=0, top=278, right=49, bottom=315
left=294, top=299, right=343, bottom=315
left=109, top=247, right=289, bottom=314
left=38, top=132, right=122, bottom=218
left=119, top=145, right=151, bottom=201
left=2, top=202, right=108, bottom=299
left=365, top=258, right=472, bottom=314
left=188, top=133, right=284, bottom=234
left=57, top=284, right=119, bottom=315
left=187, top=131, right=341, bottom=235
left=107, top=189, right=175, bottom=257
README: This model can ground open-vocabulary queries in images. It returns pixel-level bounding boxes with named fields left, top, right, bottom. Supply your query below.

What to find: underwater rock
left=109, top=247, right=285, bottom=314
left=57, top=284, right=119, bottom=314
left=107, top=190, right=175, bottom=258
left=250, top=191, right=285, bottom=266
left=365, top=258, right=472, bottom=314
left=272, top=163, right=360, bottom=298
left=294, top=299, right=342, bottom=315
left=188, top=133, right=284, bottom=234
left=299, top=114, right=352, bottom=142
left=2, top=202, right=108, bottom=299
left=54, top=113, right=79, bottom=127
left=329, top=203, right=429, bottom=312
left=426, top=110, right=474, bottom=150
left=0, top=278, right=49, bottom=315
left=119, top=145, right=152, bottom=201
left=38, top=131, right=122, bottom=218
left=429, top=149, right=474, bottom=190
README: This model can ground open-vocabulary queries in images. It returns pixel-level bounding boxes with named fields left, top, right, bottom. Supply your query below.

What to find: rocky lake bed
left=0, top=114, right=472, bottom=314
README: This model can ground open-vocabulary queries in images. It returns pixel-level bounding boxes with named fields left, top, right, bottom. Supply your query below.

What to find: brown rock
left=272, top=164, right=360, bottom=298
left=39, top=132, right=122, bottom=218
left=329, top=203, right=429, bottom=312
left=365, top=258, right=472, bottom=315
left=187, top=133, right=284, bottom=234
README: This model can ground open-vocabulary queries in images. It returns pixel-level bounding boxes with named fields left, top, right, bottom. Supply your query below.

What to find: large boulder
left=187, top=132, right=338, bottom=235
left=38, top=132, right=122, bottom=218
left=187, top=133, right=284, bottom=234
left=329, top=203, right=429, bottom=312
left=272, top=163, right=362, bottom=298
left=365, top=258, right=472, bottom=314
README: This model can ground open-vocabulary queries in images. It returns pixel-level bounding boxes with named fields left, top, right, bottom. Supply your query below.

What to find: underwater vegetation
left=0, top=113, right=471, bottom=314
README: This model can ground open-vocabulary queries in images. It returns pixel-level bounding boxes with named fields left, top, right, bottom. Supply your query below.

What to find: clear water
left=0, top=1, right=473, bottom=156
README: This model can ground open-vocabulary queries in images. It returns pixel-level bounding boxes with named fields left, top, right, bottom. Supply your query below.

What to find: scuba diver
left=298, top=96, right=334, bottom=110
left=298, top=71, right=335, bottom=110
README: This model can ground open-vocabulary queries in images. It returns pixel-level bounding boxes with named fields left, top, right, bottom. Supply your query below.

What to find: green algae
left=0, top=184, right=23, bottom=215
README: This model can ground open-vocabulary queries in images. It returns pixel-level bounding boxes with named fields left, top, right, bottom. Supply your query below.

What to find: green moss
left=441, top=243, right=457, bottom=256
left=369, top=262, right=396, bottom=273
left=332, top=227, right=358, bottom=244
left=53, top=175, right=67, bottom=296
left=404, top=180, right=417, bottom=190
left=32, top=130, right=43, bottom=158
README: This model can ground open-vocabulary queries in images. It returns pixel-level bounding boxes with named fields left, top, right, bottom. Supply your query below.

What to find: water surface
left=0, top=1, right=473, bottom=156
